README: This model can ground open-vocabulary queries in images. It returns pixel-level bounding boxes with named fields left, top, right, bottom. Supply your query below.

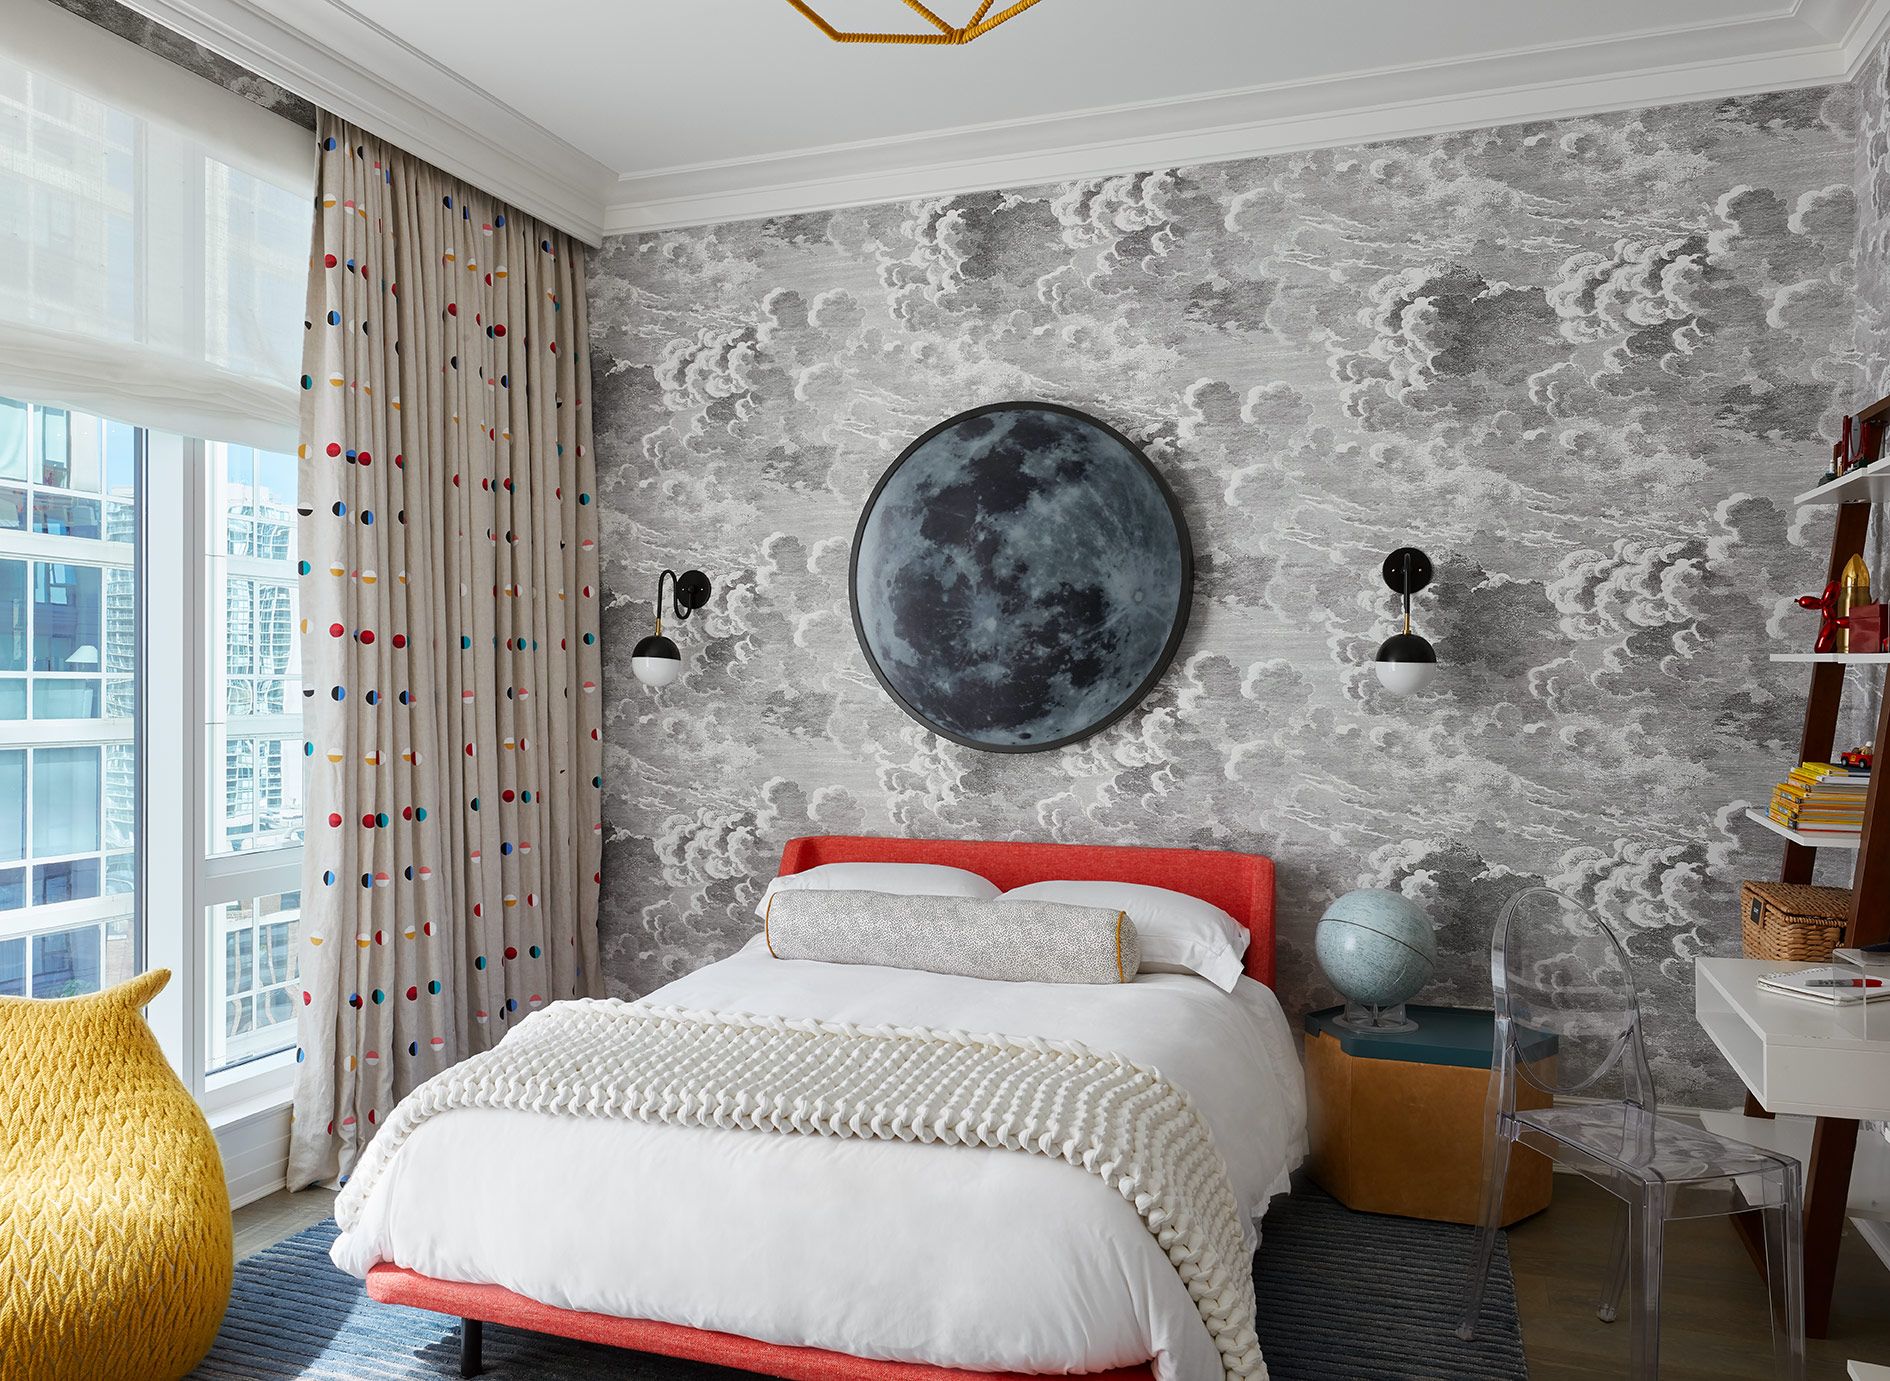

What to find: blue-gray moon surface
left=853, top=406, right=1189, bottom=750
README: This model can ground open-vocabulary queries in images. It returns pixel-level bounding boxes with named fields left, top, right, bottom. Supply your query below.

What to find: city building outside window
left=205, top=441, right=303, bottom=1071
left=0, top=397, right=138, bottom=999
left=2, top=3, right=313, bottom=1135
left=0, top=396, right=304, bottom=1077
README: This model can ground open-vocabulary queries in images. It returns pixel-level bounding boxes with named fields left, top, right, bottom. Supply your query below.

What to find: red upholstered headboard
left=777, top=835, right=1276, bottom=987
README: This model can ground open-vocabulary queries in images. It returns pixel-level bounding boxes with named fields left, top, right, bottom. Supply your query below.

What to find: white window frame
left=3, top=7, right=313, bottom=1152
left=143, top=435, right=302, bottom=1119
left=0, top=425, right=139, bottom=987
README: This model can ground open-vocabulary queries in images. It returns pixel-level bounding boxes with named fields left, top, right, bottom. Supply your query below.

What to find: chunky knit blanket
left=336, top=1001, right=1266, bottom=1381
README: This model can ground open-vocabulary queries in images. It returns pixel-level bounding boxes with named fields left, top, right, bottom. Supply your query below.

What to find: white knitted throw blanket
left=336, top=1000, right=1266, bottom=1381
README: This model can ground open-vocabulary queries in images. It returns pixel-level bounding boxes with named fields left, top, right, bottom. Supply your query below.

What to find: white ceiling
left=356, top=0, right=1791, bottom=175
left=119, top=0, right=1890, bottom=242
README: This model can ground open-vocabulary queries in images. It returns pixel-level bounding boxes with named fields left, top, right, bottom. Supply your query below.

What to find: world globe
left=1315, top=888, right=1437, bottom=1032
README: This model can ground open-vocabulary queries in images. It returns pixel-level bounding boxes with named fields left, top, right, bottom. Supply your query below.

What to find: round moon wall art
left=850, top=402, right=1193, bottom=753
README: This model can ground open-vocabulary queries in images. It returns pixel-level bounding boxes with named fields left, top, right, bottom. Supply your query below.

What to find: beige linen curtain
left=289, top=116, right=602, bottom=1189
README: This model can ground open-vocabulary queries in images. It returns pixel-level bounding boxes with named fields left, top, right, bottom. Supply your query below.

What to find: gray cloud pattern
left=48, top=0, right=315, bottom=128
left=1853, top=36, right=1890, bottom=712
left=57, top=0, right=1890, bottom=1113
left=588, top=89, right=1865, bottom=1108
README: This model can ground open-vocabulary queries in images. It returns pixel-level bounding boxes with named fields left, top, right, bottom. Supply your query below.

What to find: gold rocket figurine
left=1838, top=554, right=1872, bottom=653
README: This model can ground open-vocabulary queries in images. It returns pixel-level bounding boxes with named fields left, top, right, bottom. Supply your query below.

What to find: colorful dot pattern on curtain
left=289, top=115, right=603, bottom=1190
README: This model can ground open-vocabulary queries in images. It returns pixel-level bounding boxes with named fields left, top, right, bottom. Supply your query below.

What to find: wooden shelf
left=1746, top=395, right=1888, bottom=1341
left=1796, top=465, right=1890, bottom=506
left=1744, top=807, right=1862, bottom=850
left=1771, top=652, right=1890, bottom=664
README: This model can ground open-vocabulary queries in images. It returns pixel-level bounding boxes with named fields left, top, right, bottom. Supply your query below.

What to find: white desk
left=1696, top=959, right=1890, bottom=1118
left=1696, top=957, right=1890, bottom=1338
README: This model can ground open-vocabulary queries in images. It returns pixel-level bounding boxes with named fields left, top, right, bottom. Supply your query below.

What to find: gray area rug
left=191, top=1192, right=1527, bottom=1380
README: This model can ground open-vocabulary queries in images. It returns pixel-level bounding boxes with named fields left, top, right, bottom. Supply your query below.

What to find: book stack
left=1769, top=761, right=1872, bottom=837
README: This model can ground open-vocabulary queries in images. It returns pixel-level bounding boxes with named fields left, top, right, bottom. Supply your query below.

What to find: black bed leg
left=459, top=1318, right=484, bottom=1378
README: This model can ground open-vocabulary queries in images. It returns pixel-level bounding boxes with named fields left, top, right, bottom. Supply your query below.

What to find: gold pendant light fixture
left=784, top=0, right=1046, bottom=46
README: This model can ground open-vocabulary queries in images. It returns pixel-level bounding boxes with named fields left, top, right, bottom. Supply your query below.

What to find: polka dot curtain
left=289, top=117, right=603, bottom=1189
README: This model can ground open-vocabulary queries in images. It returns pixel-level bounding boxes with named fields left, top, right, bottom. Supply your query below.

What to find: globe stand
left=1334, top=1000, right=1418, bottom=1034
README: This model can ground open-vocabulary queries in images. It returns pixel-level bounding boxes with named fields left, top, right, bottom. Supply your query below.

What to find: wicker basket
left=1740, top=880, right=1851, bottom=962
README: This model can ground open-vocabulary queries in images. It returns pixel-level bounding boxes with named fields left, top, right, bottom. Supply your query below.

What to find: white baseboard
left=214, top=1100, right=291, bottom=1209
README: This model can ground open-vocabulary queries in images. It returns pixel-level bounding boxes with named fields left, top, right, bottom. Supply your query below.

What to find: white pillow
left=764, top=890, right=1140, bottom=985
left=754, top=862, right=999, bottom=919
left=1000, top=880, right=1249, bottom=991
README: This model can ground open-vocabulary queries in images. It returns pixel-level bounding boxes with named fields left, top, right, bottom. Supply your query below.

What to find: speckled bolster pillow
left=763, top=889, right=1141, bottom=984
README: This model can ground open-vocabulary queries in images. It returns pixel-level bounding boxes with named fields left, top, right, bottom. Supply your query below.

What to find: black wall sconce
left=631, top=568, right=713, bottom=687
left=1374, top=547, right=1438, bottom=695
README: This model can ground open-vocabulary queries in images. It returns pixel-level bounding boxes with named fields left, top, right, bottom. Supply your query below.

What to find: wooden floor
left=233, top=1174, right=1890, bottom=1378
left=233, top=1185, right=334, bottom=1260
left=1509, top=1174, right=1890, bottom=1379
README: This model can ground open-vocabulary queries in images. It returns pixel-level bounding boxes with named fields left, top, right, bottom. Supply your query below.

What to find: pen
left=1805, top=977, right=1884, bottom=987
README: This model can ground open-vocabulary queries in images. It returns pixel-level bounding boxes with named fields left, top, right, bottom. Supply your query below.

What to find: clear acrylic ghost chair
left=1457, top=887, right=1805, bottom=1380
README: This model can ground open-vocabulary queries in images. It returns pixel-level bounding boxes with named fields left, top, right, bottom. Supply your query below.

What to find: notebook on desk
left=1758, top=964, right=1890, bottom=1004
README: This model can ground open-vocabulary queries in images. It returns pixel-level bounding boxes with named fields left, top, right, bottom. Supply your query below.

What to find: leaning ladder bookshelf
left=1776, top=405, right=1890, bottom=937
left=1732, top=389, right=1890, bottom=1338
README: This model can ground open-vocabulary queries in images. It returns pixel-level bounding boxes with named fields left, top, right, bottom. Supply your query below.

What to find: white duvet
left=332, top=941, right=1308, bottom=1380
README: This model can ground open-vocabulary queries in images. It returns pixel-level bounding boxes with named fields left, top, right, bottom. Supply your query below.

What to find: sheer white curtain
left=0, top=1, right=311, bottom=447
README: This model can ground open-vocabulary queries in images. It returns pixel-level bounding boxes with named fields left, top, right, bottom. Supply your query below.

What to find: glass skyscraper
left=0, top=402, right=305, bottom=1069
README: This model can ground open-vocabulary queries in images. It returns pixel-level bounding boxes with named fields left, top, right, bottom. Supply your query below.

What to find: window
left=0, top=399, right=136, bottom=999
left=0, top=396, right=306, bottom=1081
left=208, top=444, right=302, bottom=858
left=208, top=889, right=301, bottom=1068
left=203, top=442, right=303, bottom=1074
left=2, top=0, right=313, bottom=1124
left=0, top=7, right=308, bottom=449
left=204, top=165, right=308, bottom=383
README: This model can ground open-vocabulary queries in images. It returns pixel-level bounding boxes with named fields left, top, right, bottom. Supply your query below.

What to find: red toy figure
left=1797, top=580, right=1846, bottom=653
left=1841, top=743, right=1874, bottom=771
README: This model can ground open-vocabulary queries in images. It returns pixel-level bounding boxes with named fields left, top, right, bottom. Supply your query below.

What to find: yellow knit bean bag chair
left=0, top=969, right=232, bottom=1381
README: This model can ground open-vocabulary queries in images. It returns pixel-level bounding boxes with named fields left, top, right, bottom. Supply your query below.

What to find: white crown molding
left=98, top=0, right=1890, bottom=242
left=107, top=0, right=616, bottom=245
left=603, top=4, right=1869, bottom=235
left=1839, top=0, right=1890, bottom=73
left=1796, top=0, right=1863, bottom=42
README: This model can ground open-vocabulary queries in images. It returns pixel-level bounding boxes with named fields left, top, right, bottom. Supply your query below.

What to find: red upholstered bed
left=364, top=834, right=1277, bottom=1380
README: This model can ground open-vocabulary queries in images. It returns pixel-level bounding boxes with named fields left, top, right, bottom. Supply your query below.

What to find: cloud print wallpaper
left=589, top=83, right=1867, bottom=1106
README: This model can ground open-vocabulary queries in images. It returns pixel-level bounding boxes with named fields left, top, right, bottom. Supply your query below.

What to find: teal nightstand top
left=1303, top=1005, right=1557, bottom=1069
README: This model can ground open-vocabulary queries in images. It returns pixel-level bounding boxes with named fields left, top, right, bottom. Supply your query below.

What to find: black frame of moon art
left=849, top=401, right=1193, bottom=753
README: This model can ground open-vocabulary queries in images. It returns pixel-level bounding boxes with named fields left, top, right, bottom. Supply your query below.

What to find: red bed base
left=365, top=834, right=1276, bottom=1380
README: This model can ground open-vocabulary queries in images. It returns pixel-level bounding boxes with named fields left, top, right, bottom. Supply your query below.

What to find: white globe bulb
left=1374, top=658, right=1437, bottom=695
left=632, top=653, right=683, bottom=687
